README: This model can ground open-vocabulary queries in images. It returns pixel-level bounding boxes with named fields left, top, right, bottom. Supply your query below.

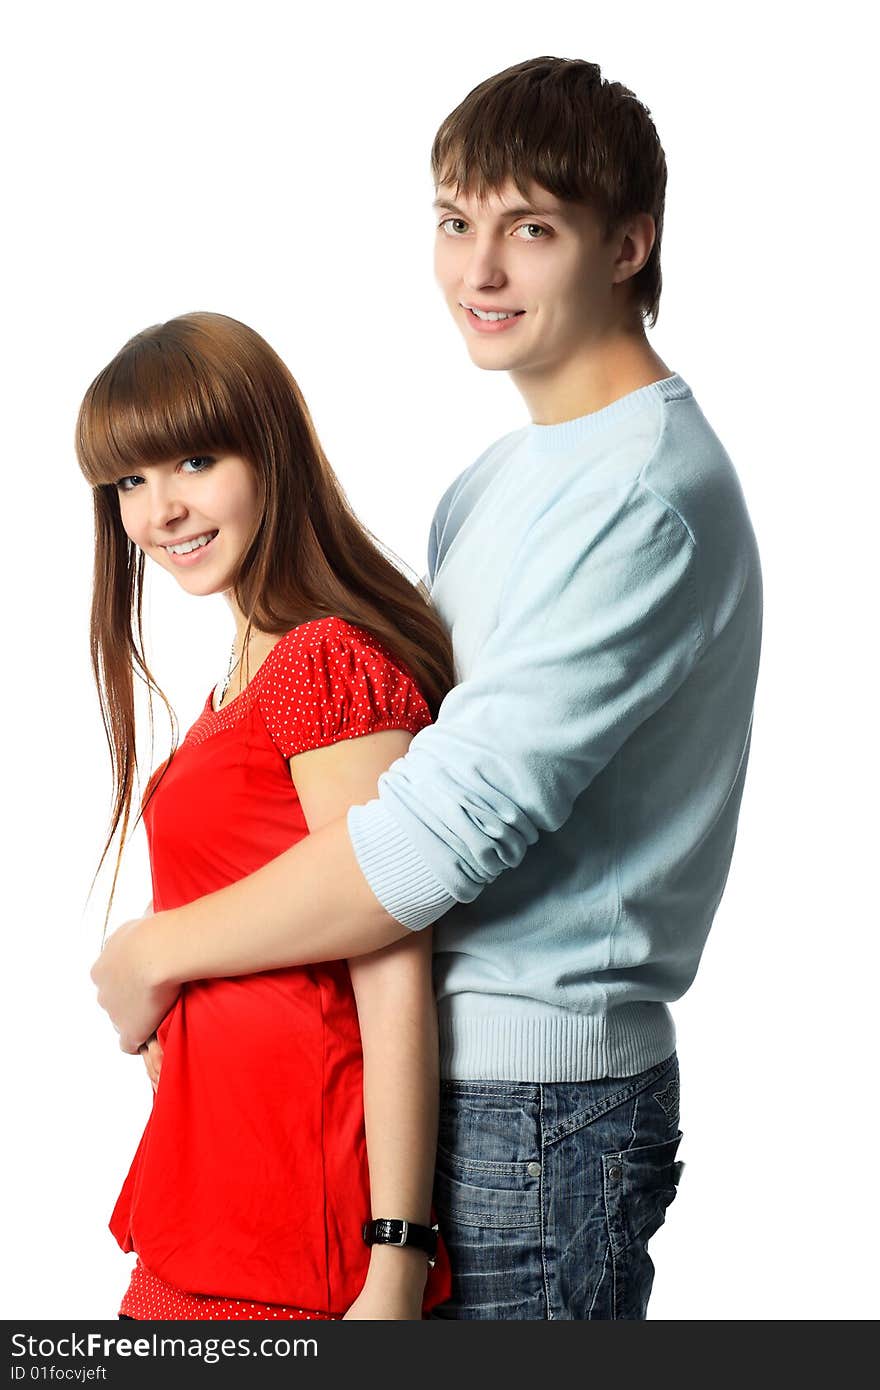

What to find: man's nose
left=462, top=235, right=507, bottom=292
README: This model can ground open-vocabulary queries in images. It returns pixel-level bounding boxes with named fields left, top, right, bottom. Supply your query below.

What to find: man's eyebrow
left=502, top=204, right=566, bottom=220
left=432, top=197, right=566, bottom=219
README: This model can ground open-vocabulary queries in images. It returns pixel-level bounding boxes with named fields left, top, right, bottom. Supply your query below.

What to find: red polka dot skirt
left=119, top=1257, right=339, bottom=1320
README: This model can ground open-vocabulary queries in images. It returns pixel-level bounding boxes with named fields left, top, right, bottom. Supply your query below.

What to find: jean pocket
left=434, top=1143, right=542, bottom=1229
left=602, top=1130, right=684, bottom=1257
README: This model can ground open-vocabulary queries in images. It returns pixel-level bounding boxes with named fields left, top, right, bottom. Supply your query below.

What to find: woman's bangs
left=78, top=343, right=240, bottom=488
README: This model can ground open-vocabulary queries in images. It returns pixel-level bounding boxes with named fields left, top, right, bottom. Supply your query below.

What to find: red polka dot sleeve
left=257, top=616, right=433, bottom=760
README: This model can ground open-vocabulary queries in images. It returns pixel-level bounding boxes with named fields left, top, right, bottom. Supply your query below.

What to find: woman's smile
left=161, top=529, right=220, bottom=565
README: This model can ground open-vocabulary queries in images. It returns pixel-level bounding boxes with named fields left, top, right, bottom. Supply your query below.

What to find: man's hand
left=90, top=915, right=180, bottom=1054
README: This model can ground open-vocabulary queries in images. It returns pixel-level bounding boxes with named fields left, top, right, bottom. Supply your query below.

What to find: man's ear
left=612, top=213, right=656, bottom=286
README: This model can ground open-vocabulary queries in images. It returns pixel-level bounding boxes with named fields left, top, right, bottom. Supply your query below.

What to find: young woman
left=76, top=311, right=454, bottom=1320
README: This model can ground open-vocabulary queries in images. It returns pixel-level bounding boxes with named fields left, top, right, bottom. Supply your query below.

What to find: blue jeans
left=431, top=1052, right=684, bottom=1319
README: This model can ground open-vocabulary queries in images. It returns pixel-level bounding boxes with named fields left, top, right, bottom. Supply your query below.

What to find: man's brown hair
left=431, top=57, right=667, bottom=328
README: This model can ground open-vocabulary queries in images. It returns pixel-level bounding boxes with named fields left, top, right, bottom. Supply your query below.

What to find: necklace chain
left=216, top=637, right=245, bottom=708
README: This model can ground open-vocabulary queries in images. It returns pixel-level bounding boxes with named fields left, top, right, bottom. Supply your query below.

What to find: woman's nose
left=147, top=478, right=188, bottom=530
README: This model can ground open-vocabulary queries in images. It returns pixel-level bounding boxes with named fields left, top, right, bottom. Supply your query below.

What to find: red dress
left=110, top=616, right=451, bottom=1319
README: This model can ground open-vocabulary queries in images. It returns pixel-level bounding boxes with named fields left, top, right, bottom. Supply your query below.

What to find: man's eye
left=439, top=217, right=469, bottom=236
left=513, top=224, right=549, bottom=240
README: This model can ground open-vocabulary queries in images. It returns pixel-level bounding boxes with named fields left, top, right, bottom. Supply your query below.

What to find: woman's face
left=114, top=451, right=263, bottom=596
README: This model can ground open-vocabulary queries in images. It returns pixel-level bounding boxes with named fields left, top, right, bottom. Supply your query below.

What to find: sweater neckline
left=527, top=373, right=690, bottom=453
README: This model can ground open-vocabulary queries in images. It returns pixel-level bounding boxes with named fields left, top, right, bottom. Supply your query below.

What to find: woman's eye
left=114, top=456, right=214, bottom=492
left=439, top=217, right=469, bottom=236
left=513, top=223, right=549, bottom=240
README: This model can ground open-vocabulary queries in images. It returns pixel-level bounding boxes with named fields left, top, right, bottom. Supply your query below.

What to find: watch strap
left=362, top=1218, right=438, bottom=1265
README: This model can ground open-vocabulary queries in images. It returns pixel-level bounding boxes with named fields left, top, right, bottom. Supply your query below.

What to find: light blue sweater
left=347, top=374, right=762, bottom=1081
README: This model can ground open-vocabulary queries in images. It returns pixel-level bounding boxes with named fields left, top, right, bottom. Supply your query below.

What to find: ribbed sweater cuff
left=347, top=799, right=458, bottom=931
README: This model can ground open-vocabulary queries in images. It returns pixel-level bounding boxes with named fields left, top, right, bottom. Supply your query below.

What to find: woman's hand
left=90, top=914, right=180, bottom=1054
left=139, top=1032, right=164, bottom=1092
left=342, top=1285, right=424, bottom=1320
left=342, top=1248, right=429, bottom=1320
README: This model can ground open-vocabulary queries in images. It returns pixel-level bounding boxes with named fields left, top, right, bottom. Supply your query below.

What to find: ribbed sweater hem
left=437, top=1003, right=676, bottom=1082
left=348, top=805, right=678, bottom=1081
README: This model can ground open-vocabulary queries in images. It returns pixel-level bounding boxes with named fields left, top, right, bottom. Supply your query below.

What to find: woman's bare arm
left=287, top=734, right=438, bottom=1316
left=345, top=931, right=438, bottom=1316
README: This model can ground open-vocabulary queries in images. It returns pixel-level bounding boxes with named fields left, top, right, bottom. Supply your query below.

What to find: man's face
left=433, top=178, right=626, bottom=381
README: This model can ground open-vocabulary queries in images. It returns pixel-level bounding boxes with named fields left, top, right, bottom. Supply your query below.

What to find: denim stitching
left=588, top=1237, right=609, bottom=1319
left=436, top=1143, right=537, bottom=1176
left=608, top=1096, right=639, bottom=1319
left=601, top=1156, right=619, bottom=1319
left=437, top=1072, right=681, bottom=1317
left=538, top=1085, right=553, bottom=1321
left=627, top=1093, right=640, bottom=1152
left=542, top=1055, right=676, bottom=1147
left=651, top=1076, right=680, bottom=1129
left=440, top=1081, right=540, bottom=1099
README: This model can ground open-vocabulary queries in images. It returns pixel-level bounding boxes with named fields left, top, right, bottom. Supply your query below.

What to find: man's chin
left=464, top=341, right=523, bottom=373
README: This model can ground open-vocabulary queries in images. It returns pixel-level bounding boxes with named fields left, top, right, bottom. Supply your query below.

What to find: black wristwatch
left=362, top=1218, right=439, bottom=1266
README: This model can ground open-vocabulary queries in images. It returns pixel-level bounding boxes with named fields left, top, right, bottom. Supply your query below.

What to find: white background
left=1, top=0, right=875, bottom=1321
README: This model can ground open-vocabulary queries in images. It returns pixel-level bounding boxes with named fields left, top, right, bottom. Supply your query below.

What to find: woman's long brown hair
left=75, top=311, right=456, bottom=940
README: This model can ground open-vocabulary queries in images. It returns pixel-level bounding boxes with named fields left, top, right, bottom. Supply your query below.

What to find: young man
left=92, top=58, right=762, bottom=1319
